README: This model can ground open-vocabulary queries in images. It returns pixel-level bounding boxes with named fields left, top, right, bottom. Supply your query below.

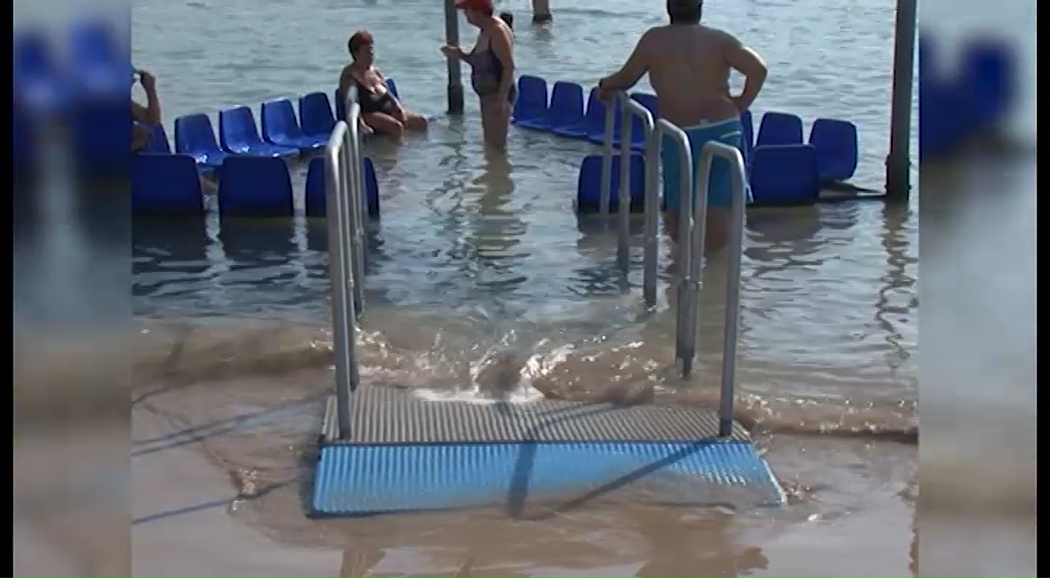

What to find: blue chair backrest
left=175, top=113, right=220, bottom=153
left=514, top=75, right=549, bottom=119
left=756, top=112, right=804, bottom=146
left=300, top=92, right=336, bottom=136
left=218, top=156, right=294, bottom=217
left=220, top=106, right=264, bottom=149
left=261, top=99, right=302, bottom=141
left=132, top=153, right=204, bottom=214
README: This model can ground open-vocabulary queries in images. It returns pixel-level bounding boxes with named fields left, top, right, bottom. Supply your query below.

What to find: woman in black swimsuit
left=441, top=0, right=516, bottom=151
left=340, top=30, right=428, bottom=139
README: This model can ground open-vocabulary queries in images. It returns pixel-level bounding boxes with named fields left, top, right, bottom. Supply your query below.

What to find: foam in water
left=412, top=339, right=575, bottom=405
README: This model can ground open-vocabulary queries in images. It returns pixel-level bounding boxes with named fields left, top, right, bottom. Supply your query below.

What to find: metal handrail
left=599, top=93, right=656, bottom=294
left=326, top=86, right=368, bottom=439
left=677, top=140, right=749, bottom=437
left=598, top=90, right=749, bottom=437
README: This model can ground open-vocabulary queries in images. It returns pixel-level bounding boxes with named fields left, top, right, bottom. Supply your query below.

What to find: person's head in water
left=455, top=0, right=495, bottom=27
left=499, top=11, right=514, bottom=29
left=347, top=30, right=375, bottom=66
left=667, top=0, right=702, bottom=24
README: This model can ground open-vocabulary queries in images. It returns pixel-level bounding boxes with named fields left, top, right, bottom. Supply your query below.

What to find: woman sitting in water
left=441, top=0, right=516, bottom=151
left=339, top=30, right=428, bottom=139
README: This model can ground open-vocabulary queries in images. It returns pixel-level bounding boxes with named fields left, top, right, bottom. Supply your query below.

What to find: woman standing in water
left=441, top=0, right=516, bottom=152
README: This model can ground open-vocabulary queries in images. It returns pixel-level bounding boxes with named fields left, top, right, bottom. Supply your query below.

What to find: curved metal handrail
left=599, top=91, right=749, bottom=437
left=327, top=85, right=368, bottom=439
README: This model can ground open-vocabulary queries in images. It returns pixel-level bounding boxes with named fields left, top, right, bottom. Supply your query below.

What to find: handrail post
left=343, top=87, right=366, bottom=315
left=693, top=141, right=748, bottom=437
left=324, top=122, right=359, bottom=439
left=616, top=94, right=632, bottom=272
left=642, top=127, right=661, bottom=307
left=656, top=120, right=694, bottom=377
left=598, top=97, right=617, bottom=216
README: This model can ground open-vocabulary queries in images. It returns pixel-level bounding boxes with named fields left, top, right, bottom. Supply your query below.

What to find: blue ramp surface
left=310, top=388, right=785, bottom=517
left=313, top=440, right=784, bottom=517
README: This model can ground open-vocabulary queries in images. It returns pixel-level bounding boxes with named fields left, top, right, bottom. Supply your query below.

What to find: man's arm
left=724, top=35, right=768, bottom=112
left=598, top=30, right=651, bottom=92
left=490, top=27, right=515, bottom=103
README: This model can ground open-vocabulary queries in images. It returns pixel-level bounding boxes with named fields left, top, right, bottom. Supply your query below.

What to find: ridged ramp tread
left=311, top=441, right=785, bottom=516
left=321, top=388, right=750, bottom=445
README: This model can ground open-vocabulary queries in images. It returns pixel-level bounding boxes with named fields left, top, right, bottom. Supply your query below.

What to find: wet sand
left=130, top=373, right=917, bottom=577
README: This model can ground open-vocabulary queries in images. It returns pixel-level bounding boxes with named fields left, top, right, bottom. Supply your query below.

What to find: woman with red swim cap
left=441, top=0, right=517, bottom=151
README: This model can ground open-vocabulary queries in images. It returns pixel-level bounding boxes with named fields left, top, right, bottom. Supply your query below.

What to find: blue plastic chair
left=575, top=153, right=647, bottom=214
left=808, top=118, right=858, bottom=182
left=960, top=40, right=1014, bottom=134
left=217, top=156, right=295, bottom=217
left=14, top=30, right=69, bottom=115
left=67, top=18, right=130, bottom=95
left=552, top=88, right=600, bottom=140
left=305, top=156, right=381, bottom=218
left=132, top=154, right=205, bottom=215
left=755, top=112, right=804, bottom=147
left=299, top=92, right=337, bottom=138
left=740, top=110, right=755, bottom=167
left=525, top=80, right=584, bottom=133
left=261, top=99, right=327, bottom=154
left=141, top=122, right=171, bottom=154
left=13, top=103, right=38, bottom=176
left=219, top=106, right=298, bottom=158
left=511, top=75, right=550, bottom=130
left=585, top=96, right=623, bottom=145
left=749, top=144, right=820, bottom=207
left=68, top=18, right=125, bottom=68
left=68, top=97, right=130, bottom=174
left=919, top=78, right=965, bottom=159
left=174, top=113, right=228, bottom=168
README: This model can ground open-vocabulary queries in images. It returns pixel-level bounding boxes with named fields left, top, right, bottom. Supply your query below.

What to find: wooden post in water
left=444, top=0, right=465, bottom=114
left=885, top=0, right=917, bottom=202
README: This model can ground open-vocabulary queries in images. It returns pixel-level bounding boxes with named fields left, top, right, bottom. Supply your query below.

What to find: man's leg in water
left=660, top=129, right=743, bottom=253
left=531, top=0, right=552, bottom=22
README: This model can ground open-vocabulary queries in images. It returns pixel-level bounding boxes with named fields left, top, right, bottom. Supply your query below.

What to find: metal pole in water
left=341, top=130, right=364, bottom=314
left=599, top=101, right=616, bottom=216
left=642, top=130, right=661, bottom=308
left=659, top=121, right=693, bottom=376
left=885, top=0, right=917, bottom=203
left=325, top=123, right=358, bottom=439
left=444, top=0, right=465, bottom=115
left=616, top=95, right=632, bottom=272
left=719, top=144, right=748, bottom=437
left=681, top=146, right=713, bottom=380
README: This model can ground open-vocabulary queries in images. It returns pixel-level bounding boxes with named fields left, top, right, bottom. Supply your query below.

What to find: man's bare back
left=596, top=12, right=767, bottom=128
left=644, top=25, right=741, bottom=126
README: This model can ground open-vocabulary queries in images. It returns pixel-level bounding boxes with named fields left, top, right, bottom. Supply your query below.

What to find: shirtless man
left=596, top=0, right=767, bottom=252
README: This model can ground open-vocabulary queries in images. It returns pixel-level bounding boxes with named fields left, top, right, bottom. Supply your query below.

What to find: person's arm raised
left=725, top=34, right=768, bottom=113
left=597, top=29, right=652, bottom=97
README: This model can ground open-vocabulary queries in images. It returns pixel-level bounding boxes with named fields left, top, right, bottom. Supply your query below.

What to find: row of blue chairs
left=132, top=153, right=380, bottom=217
left=509, top=75, right=859, bottom=205
left=573, top=147, right=821, bottom=211
left=15, top=18, right=131, bottom=115
left=920, top=35, right=1015, bottom=158
left=169, top=79, right=400, bottom=170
